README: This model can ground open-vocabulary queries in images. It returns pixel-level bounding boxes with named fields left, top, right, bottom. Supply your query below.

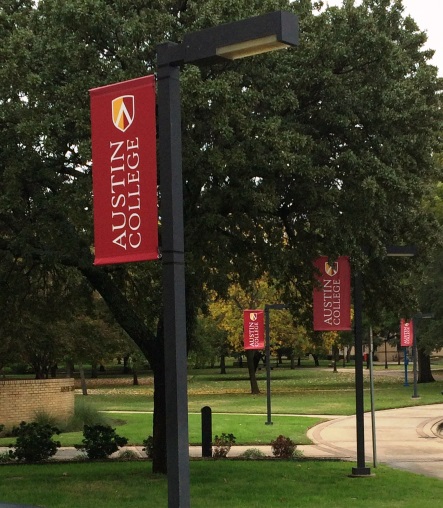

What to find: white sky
left=324, top=0, right=443, bottom=75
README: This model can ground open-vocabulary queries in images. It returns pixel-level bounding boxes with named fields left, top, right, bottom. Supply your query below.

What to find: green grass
left=0, top=413, right=321, bottom=447
left=2, top=365, right=442, bottom=448
left=78, top=365, right=443, bottom=415
left=1, top=460, right=443, bottom=507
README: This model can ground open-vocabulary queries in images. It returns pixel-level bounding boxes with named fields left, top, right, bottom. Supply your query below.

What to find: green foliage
left=77, top=424, right=128, bottom=460
left=0, top=451, right=15, bottom=463
left=270, top=435, right=297, bottom=458
left=238, top=448, right=266, bottom=460
left=9, top=421, right=61, bottom=462
left=65, top=399, right=109, bottom=432
left=33, top=410, right=63, bottom=430
left=2, top=0, right=443, bottom=472
left=142, top=435, right=154, bottom=459
left=212, top=432, right=236, bottom=458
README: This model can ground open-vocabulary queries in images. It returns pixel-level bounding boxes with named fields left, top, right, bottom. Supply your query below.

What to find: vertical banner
left=400, top=319, right=414, bottom=347
left=243, top=310, right=265, bottom=350
left=313, top=256, right=351, bottom=331
left=90, top=75, right=158, bottom=265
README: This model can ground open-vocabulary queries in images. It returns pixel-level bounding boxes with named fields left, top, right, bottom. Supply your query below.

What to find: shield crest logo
left=325, top=261, right=339, bottom=277
left=249, top=312, right=258, bottom=321
left=112, top=95, right=135, bottom=132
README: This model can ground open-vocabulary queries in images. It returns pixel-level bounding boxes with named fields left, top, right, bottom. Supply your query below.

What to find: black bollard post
left=201, top=406, right=212, bottom=458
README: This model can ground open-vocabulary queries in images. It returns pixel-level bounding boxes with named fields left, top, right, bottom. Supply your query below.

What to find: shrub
left=238, top=448, right=266, bottom=460
left=77, top=424, right=128, bottom=460
left=213, top=433, right=236, bottom=458
left=118, top=449, right=139, bottom=461
left=271, top=435, right=297, bottom=459
left=9, top=421, right=61, bottom=462
left=0, top=451, right=15, bottom=463
left=142, top=436, right=154, bottom=459
left=33, top=410, right=63, bottom=429
left=65, top=399, right=109, bottom=432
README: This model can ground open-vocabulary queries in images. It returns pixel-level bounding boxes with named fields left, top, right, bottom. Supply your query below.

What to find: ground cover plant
left=1, top=461, right=443, bottom=507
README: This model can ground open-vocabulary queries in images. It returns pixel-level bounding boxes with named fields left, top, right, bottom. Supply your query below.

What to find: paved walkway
left=2, top=404, right=443, bottom=479
left=306, top=403, right=443, bottom=479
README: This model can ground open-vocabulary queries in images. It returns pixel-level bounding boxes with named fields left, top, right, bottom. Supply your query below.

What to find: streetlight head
left=216, top=34, right=290, bottom=60
left=183, top=11, right=299, bottom=65
left=385, top=245, right=417, bottom=257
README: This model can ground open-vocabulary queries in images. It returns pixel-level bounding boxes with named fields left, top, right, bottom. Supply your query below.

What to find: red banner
left=400, top=319, right=414, bottom=347
left=243, top=310, right=265, bottom=350
left=90, top=75, right=158, bottom=265
left=313, top=256, right=351, bottom=331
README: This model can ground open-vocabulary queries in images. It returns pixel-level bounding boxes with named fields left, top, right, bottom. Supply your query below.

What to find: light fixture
left=386, top=245, right=417, bottom=257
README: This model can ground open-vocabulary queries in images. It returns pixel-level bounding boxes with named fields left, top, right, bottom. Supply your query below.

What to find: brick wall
left=0, top=378, right=75, bottom=429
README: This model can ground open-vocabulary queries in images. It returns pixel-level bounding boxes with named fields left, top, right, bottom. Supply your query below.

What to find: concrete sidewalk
left=2, top=404, right=443, bottom=479
left=307, top=403, right=443, bottom=479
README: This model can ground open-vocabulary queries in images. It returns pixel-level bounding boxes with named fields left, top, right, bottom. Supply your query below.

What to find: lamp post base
left=350, top=467, right=372, bottom=477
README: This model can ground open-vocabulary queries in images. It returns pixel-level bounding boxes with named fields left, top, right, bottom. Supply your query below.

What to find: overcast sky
left=323, top=1, right=443, bottom=75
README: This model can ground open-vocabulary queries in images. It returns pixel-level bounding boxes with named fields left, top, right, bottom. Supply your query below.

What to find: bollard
left=201, top=406, right=212, bottom=458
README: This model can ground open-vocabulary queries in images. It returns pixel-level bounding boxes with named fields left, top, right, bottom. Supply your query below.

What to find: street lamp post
left=352, top=270, right=371, bottom=476
left=264, top=304, right=287, bottom=426
left=157, top=12, right=298, bottom=507
left=352, top=245, right=416, bottom=477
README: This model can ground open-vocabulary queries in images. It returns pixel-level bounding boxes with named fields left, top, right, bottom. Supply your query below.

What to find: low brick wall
left=0, top=378, right=75, bottom=429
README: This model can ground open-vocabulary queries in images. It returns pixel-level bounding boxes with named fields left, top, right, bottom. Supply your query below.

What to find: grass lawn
left=79, top=365, right=443, bottom=416
left=0, top=413, right=322, bottom=447
left=1, top=364, right=442, bottom=448
left=1, top=460, right=443, bottom=507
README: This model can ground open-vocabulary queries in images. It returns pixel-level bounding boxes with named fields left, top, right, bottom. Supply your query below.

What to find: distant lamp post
left=157, top=11, right=298, bottom=507
left=264, top=304, right=287, bottom=426
left=384, top=337, right=389, bottom=369
left=352, top=245, right=416, bottom=477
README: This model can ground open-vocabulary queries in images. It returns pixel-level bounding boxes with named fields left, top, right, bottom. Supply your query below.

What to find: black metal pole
left=351, top=270, right=371, bottom=476
left=384, top=340, right=388, bottom=369
left=157, top=47, right=191, bottom=507
left=265, top=305, right=272, bottom=425
left=403, top=347, right=409, bottom=387
left=412, top=321, right=419, bottom=399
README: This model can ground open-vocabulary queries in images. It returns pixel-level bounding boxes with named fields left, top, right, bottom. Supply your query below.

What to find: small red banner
left=90, top=75, right=158, bottom=265
left=313, top=256, right=351, bottom=331
left=400, top=319, right=414, bottom=347
left=243, top=310, right=265, bottom=350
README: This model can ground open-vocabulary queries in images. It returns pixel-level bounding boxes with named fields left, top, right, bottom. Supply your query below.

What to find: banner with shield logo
left=243, top=310, right=265, bottom=350
left=313, top=256, right=351, bottom=331
left=90, top=75, right=158, bottom=265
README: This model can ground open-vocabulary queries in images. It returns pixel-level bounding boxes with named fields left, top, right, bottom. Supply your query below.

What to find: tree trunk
left=246, top=350, right=260, bottom=394
left=220, top=354, right=226, bottom=374
left=133, top=362, right=139, bottom=385
left=91, top=362, right=98, bottom=379
left=312, top=354, right=320, bottom=367
left=79, top=266, right=163, bottom=472
left=65, top=360, right=74, bottom=378
left=79, top=363, right=88, bottom=395
left=123, top=353, right=131, bottom=374
left=332, top=345, right=339, bottom=373
left=418, top=347, right=435, bottom=383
